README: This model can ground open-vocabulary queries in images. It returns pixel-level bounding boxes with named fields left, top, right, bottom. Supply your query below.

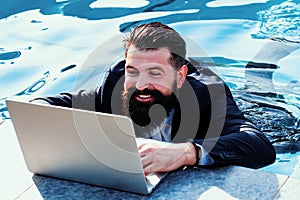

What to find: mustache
left=129, top=88, right=164, bottom=99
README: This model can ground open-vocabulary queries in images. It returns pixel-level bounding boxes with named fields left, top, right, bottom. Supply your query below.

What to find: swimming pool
left=1, top=0, right=299, bottom=177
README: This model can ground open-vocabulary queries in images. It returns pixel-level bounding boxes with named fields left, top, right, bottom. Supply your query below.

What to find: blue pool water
left=1, top=0, right=300, bottom=177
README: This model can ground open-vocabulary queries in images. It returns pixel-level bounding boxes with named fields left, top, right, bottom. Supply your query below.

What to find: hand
left=136, top=138, right=198, bottom=175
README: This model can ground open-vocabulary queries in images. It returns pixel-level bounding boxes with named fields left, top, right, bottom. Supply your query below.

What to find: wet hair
left=124, top=22, right=186, bottom=70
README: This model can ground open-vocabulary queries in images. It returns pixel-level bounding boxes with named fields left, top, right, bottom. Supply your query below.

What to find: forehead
left=125, top=46, right=173, bottom=70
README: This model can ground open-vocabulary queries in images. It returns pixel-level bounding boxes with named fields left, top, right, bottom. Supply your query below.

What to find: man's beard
left=122, top=88, right=178, bottom=135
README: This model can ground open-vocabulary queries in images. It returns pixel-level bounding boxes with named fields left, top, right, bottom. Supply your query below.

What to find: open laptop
left=6, top=99, right=167, bottom=195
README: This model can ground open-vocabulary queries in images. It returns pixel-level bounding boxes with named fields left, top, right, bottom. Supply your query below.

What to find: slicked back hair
left=124, top=22, right=186, bottom=70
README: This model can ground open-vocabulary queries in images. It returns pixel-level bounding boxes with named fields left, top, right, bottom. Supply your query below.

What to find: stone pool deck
left=1, top=119, right=299, bottom=200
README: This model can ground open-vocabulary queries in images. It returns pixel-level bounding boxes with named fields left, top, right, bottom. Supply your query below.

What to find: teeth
left=138, top=95, right=151, bottom=99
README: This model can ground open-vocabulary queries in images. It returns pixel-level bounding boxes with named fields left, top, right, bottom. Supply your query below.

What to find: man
left=32, top=22, right=276, bottom=175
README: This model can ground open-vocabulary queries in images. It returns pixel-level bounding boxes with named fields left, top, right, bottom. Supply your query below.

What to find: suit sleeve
left=194, top=89, right=276, bottom=169
left=30, top=87, right=103, bottom=112
left=30, top=61, right=126, bottom=113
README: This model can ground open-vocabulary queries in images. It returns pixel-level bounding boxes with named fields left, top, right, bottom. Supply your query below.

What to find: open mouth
left=135, top=94, right=153, bottom=103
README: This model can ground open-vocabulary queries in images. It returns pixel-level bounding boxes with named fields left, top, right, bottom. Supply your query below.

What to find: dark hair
left=124, top=22, right=186, bottom=70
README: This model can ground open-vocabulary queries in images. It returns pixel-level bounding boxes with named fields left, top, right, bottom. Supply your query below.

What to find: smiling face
left=122, top=46, right=187, bottom=129
left=124, top=46, right=186, bottom=100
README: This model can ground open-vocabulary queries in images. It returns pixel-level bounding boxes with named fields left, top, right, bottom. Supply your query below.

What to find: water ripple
left=252, top=1, right=300, bottom=41
left=235, top=92, right=300, bottom=153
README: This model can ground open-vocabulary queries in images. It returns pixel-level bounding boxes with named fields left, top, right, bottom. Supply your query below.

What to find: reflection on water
left=1, top=0, right=300, bottom=176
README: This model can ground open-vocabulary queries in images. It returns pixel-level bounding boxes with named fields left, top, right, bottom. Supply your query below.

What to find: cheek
left=124, top=77, right=135, bottom=91
left=152, top=82, right=175, bottom=95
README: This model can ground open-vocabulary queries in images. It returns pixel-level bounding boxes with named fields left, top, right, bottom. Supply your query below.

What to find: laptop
left=6, top=99, right=167, bottom=195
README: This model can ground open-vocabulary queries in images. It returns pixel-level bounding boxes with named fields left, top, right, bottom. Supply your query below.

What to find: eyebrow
left=125, top=65, right=135, bottom=70
left=125, top=65, right=165, bottom=73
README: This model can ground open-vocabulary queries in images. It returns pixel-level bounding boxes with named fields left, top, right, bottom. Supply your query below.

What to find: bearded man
left=32, top=22, right=275, bottom=175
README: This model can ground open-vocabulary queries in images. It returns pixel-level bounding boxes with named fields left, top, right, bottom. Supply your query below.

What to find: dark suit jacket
left=34, top=59, right=276, bottom=169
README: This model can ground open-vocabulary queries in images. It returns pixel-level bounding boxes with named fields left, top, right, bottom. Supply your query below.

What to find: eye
left=126, top=68, right=139, bottom=77
left=149, top=70, right=162, bottom=77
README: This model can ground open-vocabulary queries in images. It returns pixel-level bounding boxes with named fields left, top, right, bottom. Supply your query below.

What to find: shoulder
left=184, top=58, right=230, bottom=103
left=98, top=60, right=125, bottom=114
left=185, top=58, right=225, bottom=88
left=100, top=60, right=125, bottom=92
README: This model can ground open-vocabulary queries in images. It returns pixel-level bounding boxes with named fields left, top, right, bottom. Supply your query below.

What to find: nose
left=135, top=75, right=150, bottom=91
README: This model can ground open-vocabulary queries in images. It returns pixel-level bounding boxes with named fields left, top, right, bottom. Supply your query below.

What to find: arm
left=30, top=92, right=73, bottom=107
left=195, top=118, right=276, bottom=169
left=193, top=92, right=276, bottom=169
left=30, top=61, right=126, bottom=112
left=141, top=101, right=276, bottom=173
left=30, top=87, right=103, bottom=112
left=186, top=59, right=275, bottom=169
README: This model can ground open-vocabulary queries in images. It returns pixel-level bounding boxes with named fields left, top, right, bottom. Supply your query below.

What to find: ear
left=176, top=65, right=188, bottom=89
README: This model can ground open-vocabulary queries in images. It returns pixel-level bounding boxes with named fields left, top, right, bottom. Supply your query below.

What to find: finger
left=143, top=162, right=162, bottom=175
left=138, top=143, right=154, bottom=156
left=140, top=154, right=152, bottom=169
left=143, top=162, right=154, bottom=175
left=136, top=138, right=147, bottom=150
left=141, top=153, right=164, bottom=174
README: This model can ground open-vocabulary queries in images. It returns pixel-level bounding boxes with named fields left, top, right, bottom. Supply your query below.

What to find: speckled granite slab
left=16, top=166, right=292, bottom=200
